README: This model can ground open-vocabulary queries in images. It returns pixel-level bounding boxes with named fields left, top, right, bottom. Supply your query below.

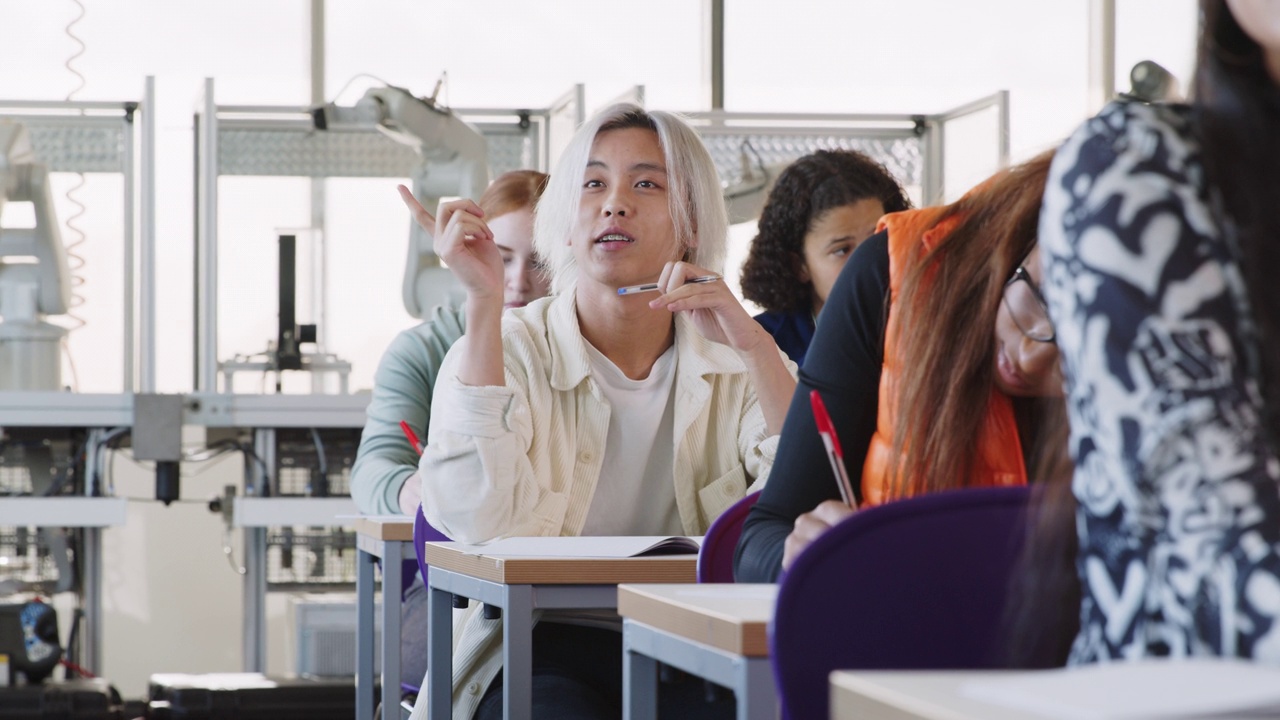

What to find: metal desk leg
left=242, top=527, right=267, bottom=672
left=623, top=621, right=659, bottom=720
left=82, top=527, right=103, bottom=674
left=426, top=573, right=454, bottom=720
left=738, top=658, right=777, bottom=720
left=380, top=541, right=403, bottom=720
left=502, top=584, right=534, bottom=720
left=356, top=545, right=376, bottom=720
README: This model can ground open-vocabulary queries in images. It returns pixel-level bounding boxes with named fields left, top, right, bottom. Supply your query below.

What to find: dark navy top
left=753, top=310, right=816, bottom=367
left=736, top=232, right=890, bottom=582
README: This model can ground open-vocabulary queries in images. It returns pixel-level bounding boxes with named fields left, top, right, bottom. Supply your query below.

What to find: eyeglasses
left=1002, top=265, right=1055, bottom=343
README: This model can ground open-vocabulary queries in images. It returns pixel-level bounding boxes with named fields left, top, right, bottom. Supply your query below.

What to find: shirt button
left=579, top=451, right=593, bottom=463
left=466, top=682, right=481, bottom=695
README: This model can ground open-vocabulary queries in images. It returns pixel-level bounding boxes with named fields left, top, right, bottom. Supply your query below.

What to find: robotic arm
left=722, top=140, right=789, bottom=225
left=0, top=120, right=71, bottom=390
left=0, top=121, right=71, bottom=319
left=315, top=85, right=489, bottom=318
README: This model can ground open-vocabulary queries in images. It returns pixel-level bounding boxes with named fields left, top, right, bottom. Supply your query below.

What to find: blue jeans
left=475, top=623, right=735, bottom=720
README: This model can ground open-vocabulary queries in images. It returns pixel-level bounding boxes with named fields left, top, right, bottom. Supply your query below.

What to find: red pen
left=399, top=420, right=424, bottom=456
left=809, top=390, right=858, bottom=509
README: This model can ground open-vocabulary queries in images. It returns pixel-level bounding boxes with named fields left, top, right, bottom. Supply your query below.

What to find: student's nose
left=1018, top=334, right=1060, bottom=380
left=510, top=261, right=532, bottom=292
left=603, top=186, right=631, bottom=217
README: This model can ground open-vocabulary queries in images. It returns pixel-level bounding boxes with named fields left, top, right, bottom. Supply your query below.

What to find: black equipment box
left=146, top=673, right=371, bottom=720
left=0, top=678, right=121, bottom=720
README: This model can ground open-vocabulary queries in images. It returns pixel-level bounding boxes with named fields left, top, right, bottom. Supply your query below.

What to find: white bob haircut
left=533, top=103, right=728, bottom=294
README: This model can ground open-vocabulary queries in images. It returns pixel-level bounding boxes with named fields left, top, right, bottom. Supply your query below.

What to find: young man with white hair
left=400, top=103, right=796, bottom=719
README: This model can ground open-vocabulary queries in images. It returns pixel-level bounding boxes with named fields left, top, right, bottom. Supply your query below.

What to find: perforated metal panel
left=702, top=134, right=923, bottom=192
left=24, top=124, right=126, bottom=173
left=216, top=119, right=543, bottom=179
left=218, top=128, right=416, bottom=178
left=480, top=127, right=538, bottom=177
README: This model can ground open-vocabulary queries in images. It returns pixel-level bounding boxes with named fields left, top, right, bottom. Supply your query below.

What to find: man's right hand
left=397, top=185, right=503, bottom=304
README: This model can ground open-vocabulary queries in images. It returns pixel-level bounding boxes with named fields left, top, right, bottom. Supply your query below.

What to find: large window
left=0, top=0, right=1197, bottom=393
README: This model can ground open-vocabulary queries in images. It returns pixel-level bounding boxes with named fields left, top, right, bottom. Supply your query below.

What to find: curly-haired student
left=739, top=149, right=911, bottom=365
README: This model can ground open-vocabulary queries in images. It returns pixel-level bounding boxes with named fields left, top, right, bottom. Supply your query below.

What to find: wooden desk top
left=353, top=515, right=414, bottom=542
left=617, top=583, right=776, bottom=657
left=423, top=541, right=697, bottom=585
left=830, top=671, right=1051, bottom=720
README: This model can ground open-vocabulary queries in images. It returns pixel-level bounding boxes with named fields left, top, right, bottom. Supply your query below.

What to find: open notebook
left=450, top=536, right=702, bottom=559
left=962, top=659, right=1280, bottom=720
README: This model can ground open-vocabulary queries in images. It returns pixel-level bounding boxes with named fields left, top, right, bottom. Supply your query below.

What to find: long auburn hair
left=885, top=151, right=1060, bottom=498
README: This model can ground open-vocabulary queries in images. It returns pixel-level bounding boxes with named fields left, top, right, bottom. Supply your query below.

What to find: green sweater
left=350, top=304, right=466, bottom=515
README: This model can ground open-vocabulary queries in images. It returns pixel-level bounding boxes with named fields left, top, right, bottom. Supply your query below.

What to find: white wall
left=0, top=0, right=1198, bottom=700
left=101, top=445, right=244, bottom=697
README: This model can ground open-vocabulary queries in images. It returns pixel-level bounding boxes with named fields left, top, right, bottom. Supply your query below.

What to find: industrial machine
left=312, top=82, right=488, bottom=320
left=0, top=120, right=73, bottom=392
left=0, top=601, right=62, bottom=685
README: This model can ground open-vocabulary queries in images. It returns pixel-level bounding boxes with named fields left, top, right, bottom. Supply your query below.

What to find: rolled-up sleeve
left=419, top=332, right=548, bottom=544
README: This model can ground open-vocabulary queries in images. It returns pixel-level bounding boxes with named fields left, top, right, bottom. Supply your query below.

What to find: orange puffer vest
left=859, top=208, right=1026, bottom=507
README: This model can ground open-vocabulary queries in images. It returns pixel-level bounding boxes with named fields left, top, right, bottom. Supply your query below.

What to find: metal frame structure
left=0, top=79, right=157, bottom=676
left=194, top=78, right=581, bottom=395
left=194, top=81, right=1006, bottom=673
left=685, top=90, right=1009, bottom=208
left=193, top=79, right=589, bottom=670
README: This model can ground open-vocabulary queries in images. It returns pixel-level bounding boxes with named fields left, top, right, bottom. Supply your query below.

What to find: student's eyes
left=501, top=254, right=514, bottom=266
left=830, top=245, right=852, bottom=258
left=584, top=179, right=604, bottom=189
left=636, top=180, right=660, bottom=189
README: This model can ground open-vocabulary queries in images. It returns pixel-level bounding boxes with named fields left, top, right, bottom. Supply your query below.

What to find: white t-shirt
left=579, top=340, right=682, bottom=536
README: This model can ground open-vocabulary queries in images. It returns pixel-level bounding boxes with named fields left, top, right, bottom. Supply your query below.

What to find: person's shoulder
left=752, top=310, right=792, bottom=334
left=387, top=304, right=466, bottom=355
left=1092, top=99, right=1193, bottom=131
left=1069, top=101, right=1198, bottom=163
left=501, top=295, right=556, bottom=337
left=497, top=294, right=563, bottom=363
left=1051, top=101, right=1203, bottom=201
left=841, top=230, right=890, bottom=290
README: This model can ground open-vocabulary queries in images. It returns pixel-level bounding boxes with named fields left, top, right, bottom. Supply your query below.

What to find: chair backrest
left=770, top=486, right=1031, bottom=720
left=413, top=503, right=451, bottom=587
left=697, top=490, right=761, bottom=583
left=397, top=506, right=451, bottom=699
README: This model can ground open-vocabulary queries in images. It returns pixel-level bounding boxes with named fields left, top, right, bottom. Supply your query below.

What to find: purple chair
left=770, top=486, right=1031, bottom=720
left=413, top=503, right=450, bottom=586
left=400, top=505, right=451, bottom=698
left=697, top=490, right=761, bottom=583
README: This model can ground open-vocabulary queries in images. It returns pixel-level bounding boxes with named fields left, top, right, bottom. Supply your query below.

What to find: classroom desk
left=423, top=541, right=698, bottom=720
left=618, top=583, right=778, bottom=720
left=354, top=515, right=415, bottom=720
left=830, top=670, right=1056, bottom=720
left=830, top=661, right=1280, bottom=720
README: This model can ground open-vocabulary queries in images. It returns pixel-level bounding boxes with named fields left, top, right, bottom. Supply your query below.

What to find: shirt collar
left=543, top=290, right=747, bottom=393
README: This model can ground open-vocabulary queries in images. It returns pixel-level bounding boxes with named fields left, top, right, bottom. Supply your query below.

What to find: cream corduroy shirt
left=410, top=290, right=789, bottom=719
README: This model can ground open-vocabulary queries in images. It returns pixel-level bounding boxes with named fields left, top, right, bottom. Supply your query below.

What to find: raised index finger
left=397, top=184, right=436, bottom=227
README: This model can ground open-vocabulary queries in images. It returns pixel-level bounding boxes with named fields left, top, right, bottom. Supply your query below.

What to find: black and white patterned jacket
left=1040, top=100, right=1280, bottom=662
